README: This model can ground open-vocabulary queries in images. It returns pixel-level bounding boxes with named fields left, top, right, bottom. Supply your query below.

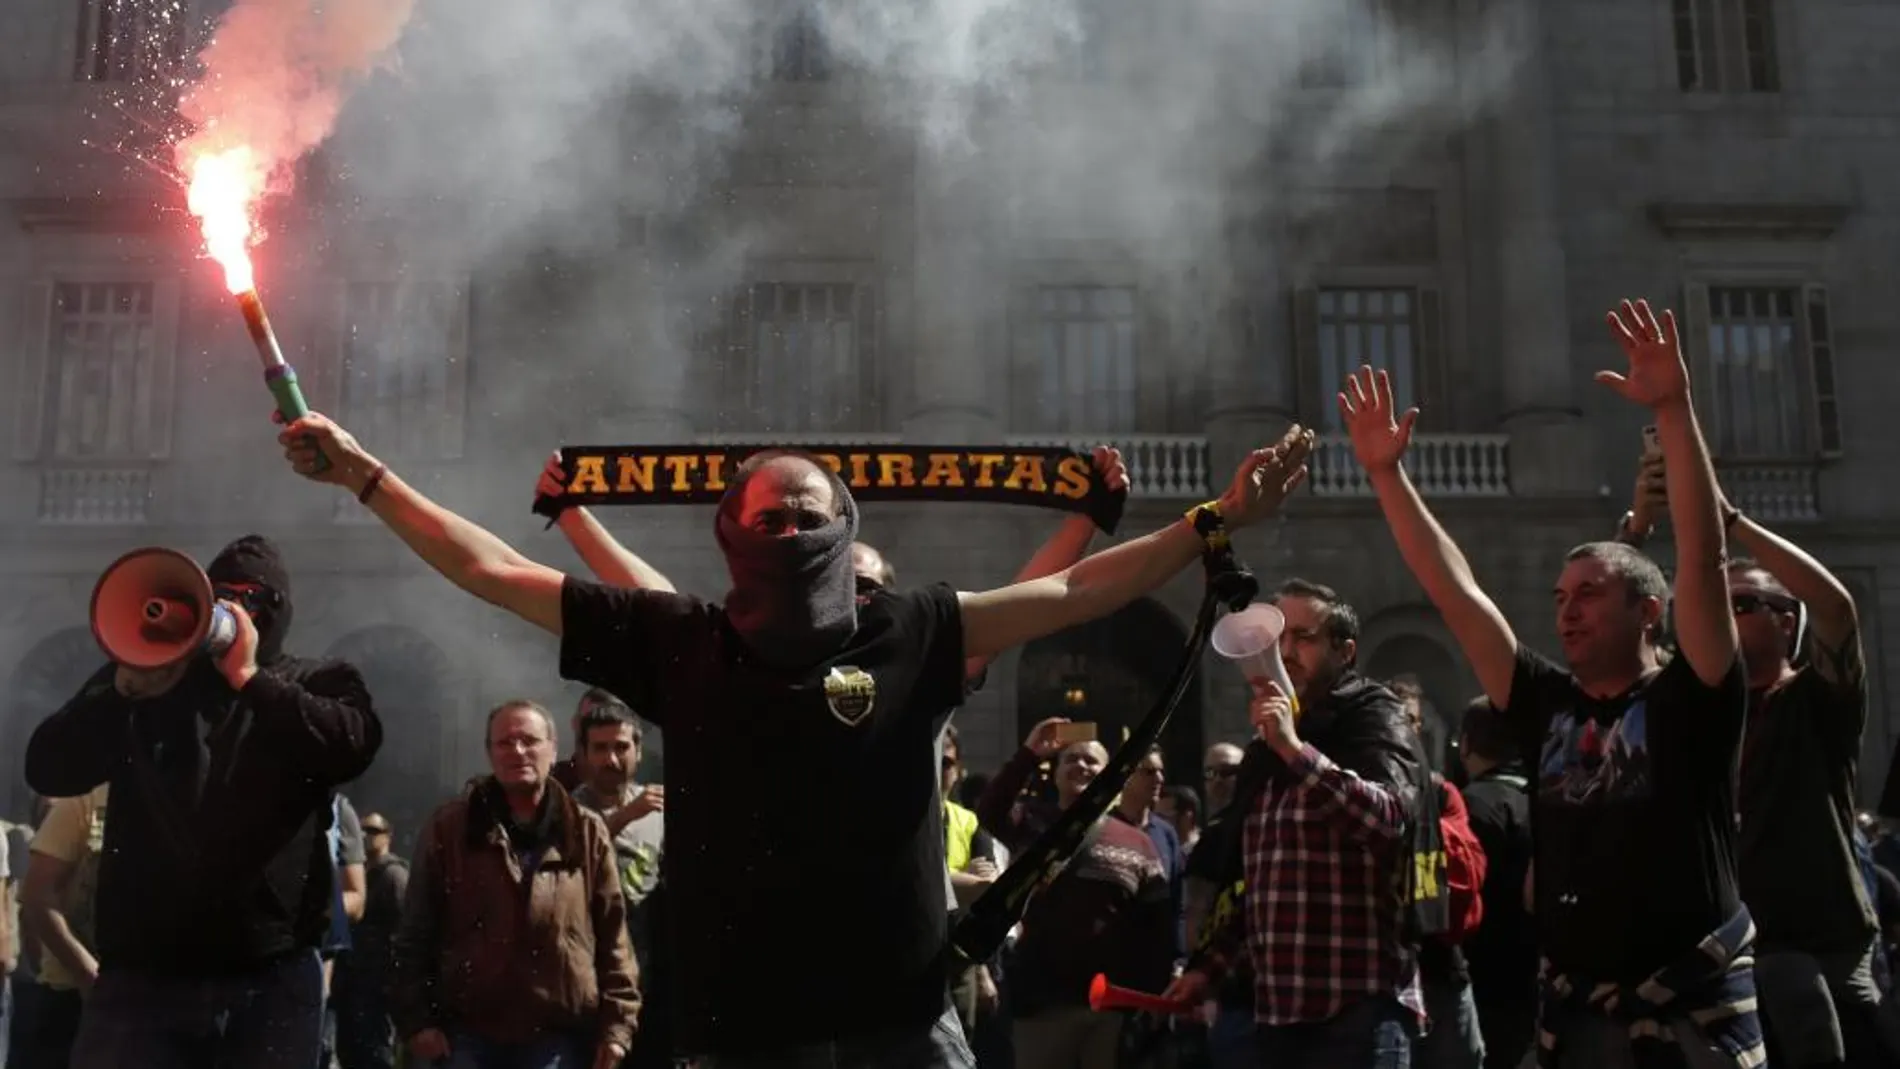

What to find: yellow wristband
left=1185, top=500, right=1230, bottom=552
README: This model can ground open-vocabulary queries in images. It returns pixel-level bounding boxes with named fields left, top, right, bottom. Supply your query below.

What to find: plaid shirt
left=1198, top=742, right=1423, bottom=1026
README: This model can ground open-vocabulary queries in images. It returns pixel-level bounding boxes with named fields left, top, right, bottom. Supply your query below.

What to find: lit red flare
left=183, top=146, right=268, bottom=295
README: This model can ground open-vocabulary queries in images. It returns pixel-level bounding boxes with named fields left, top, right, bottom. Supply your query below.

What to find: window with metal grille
left=1028, top=286, right=1138, bottom=434
left=1673, top=0, right=1778, bottom=93
left=718, top=283, right=878, bottom=433
left=1692, top=285, right=1841, bottom=459
left=1312, top=288, right=1420, bottom=430
left=74, top=0, right=187, bottom=84
left=45, top=282, right=163, bottom=459
left=339, top=281, right=469, bottom=459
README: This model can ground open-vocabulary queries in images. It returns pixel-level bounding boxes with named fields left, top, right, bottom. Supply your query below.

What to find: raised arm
left=539, top=453, right=678, bottom=592
left=1728, top=511, right=1859, bottom=684
left=958, top=428, right=1312, bottom=661
left=966, top=446, right=1128, bottom=678
left=1601, top=300, right=1737, bottom=687
left=1339, top=368, right=1518, bottom=708
left=280, top=414, right=567, bottom=635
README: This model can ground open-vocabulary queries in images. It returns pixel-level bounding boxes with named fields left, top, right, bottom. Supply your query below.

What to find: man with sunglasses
left=23, top=534, right=382, bottom=1069
left=334, top=812, right=407, bottom=1069
left=1638, top=458, right=1884, bottom=1067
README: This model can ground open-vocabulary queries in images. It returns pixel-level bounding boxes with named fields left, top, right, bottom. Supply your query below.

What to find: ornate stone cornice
left=1646, top=202, right=1851, bottom=242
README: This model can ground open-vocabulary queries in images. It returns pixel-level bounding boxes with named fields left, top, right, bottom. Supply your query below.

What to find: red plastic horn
left=1087, top=973, right=1197, bottom=1016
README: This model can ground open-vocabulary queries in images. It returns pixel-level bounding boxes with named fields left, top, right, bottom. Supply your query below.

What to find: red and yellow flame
left=183, top=147, right=268, bottom=295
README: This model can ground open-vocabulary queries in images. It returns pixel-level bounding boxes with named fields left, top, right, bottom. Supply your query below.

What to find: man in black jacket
left=23, top=534, right=382, bottom=1069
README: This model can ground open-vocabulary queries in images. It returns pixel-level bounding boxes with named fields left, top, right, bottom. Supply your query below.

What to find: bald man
left=281, top=412, right=1312, bottom=1068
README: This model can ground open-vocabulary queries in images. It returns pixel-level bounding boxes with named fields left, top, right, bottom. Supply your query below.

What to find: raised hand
left=1093, top=445, right=1130, bottom=494
left=537, top=452, right=571, bottom=501
left=1600, top=299, right=1691, bottom=409
left=276, top=412, right=380, bottom=493
left=1220, top=424, right=1313, bottom=529
left=1025, top=717, right=1072, bottom=758
left=1338, top=366, right=1417, bottom=472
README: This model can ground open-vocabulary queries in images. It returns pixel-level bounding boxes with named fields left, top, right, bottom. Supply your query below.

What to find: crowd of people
left=0, top=297, right=1895, bottom=1069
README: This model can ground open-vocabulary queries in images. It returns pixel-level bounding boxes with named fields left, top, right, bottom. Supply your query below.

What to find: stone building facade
left=0, top=0, right=1895, bottom=832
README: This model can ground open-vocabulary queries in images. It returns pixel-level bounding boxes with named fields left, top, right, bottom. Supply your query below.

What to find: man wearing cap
left=278, top=411, right=1311, bottom=1067
left=23, top=534, right=383, bottom=1069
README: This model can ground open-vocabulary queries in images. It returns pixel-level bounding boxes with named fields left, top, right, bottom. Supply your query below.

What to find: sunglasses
left=1732, top=592, right=1797, bottom=616
left=363, top=826, right=390, bottom=836
left=856, top=577, right=885, bottom=597
left=1204, top=766, right=1239, bottom=780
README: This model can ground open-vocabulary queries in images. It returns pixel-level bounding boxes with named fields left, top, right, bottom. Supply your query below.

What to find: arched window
left=3, top=628, right=107, bottom=819
left=1363, top=632, right=1465, bottom=773
left=1015, top=598, right=1201, bottom=802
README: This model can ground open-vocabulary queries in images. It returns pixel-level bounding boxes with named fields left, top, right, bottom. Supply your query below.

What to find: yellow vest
left=944, top=800, right=980, bottom=873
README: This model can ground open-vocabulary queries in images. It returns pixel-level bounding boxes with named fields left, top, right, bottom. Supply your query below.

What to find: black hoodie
left=23, top=535, right=383, bottom=975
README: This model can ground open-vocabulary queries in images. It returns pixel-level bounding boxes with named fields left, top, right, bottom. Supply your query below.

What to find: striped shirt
left=1537, top=906, right=1766, bottom=1069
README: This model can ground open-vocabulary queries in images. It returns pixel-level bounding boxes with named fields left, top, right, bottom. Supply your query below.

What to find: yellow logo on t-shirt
left=824, top=666, right=877, bottom=726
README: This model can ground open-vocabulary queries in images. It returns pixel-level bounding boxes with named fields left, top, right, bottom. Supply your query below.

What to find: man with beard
left=23, top=535, right=383, bottom=1069
left=278, top=409, right=1311, bottom=1067
left=1169, top=579, right=1427, bottom=1067
left=1341, top=301, right=1760, bottom=1068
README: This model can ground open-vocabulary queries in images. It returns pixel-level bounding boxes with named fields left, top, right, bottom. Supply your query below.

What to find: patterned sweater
left=974, top=747, right=1176, bottom=1016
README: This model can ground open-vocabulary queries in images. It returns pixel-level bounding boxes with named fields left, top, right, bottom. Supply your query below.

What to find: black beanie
left=207, top=534, right=294, bottom=662
left=207, top=534, right=290, bottom=598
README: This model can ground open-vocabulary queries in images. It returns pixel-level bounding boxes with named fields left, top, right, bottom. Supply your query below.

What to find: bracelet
left=357, top=462, right=389, bottom=505
left=1185, top=500, right=1230, bottom=552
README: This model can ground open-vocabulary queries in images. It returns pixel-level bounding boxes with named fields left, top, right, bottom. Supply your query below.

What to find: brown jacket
left=392, top=778, right=640, bottom=1050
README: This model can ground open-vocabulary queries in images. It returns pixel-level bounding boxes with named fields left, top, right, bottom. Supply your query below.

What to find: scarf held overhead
left=532, top=444, right=1127, bottom=534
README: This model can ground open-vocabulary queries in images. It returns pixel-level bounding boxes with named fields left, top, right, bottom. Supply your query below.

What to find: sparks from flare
left=183, top=146, right=269, bottom=295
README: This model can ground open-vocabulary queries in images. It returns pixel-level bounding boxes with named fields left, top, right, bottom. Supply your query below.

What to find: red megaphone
left=1087, top=973, right=1197, bottom=1016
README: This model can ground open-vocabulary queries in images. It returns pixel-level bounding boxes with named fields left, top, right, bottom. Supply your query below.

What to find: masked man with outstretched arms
left=277, top=410, right=1311, bottom=1068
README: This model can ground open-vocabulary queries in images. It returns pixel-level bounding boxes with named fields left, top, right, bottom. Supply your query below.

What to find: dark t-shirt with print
left=559, top=577, right=968, bottom=1057
left=1507, top=646, right=1746, bottom=983
left=1737, top=659, right=1876, bottom=955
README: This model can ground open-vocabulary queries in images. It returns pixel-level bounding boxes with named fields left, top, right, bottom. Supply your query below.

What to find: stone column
left=905, top=164, right=1001, bottom=443
left=1204, top=250, right=1297, bottom=489
left=1490, top=0, right=1595, bottom=495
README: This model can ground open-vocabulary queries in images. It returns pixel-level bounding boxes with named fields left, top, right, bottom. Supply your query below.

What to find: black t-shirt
left=1736, top=662, right=1876, bottom=954
left=559, top=577, right=968, bottom=1056
left=1507, top=646, right=1746, bottom=982
left=1459, top=767, right=1536, bottom=1008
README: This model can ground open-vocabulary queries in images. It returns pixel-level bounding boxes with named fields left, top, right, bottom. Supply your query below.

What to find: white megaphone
left=90, top=547, right=239, bottom=670
left=1211, top=603, right=1301, bottom=716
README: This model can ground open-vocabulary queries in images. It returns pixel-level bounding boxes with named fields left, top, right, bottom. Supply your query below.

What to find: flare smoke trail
left=172, top=0, right=418, bottom=235
left=143, top=0, right=1527, bottom=774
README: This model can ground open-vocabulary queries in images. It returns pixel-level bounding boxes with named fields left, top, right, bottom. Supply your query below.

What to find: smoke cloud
left=172, top=0, right=416, bottom=192
left=145, top=0, right=1524, bottom=804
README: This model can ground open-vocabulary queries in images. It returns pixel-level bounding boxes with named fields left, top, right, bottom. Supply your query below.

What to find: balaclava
left=206, top=534, right=293, bottom=665
left=713, top=454, right=860, bottom=671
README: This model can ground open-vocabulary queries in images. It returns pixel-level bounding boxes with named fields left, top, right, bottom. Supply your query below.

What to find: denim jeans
left=1205, top=1005, right=1256, bottom=1069
left=69, top=950, right=326, bottom=1069
left=1756, top=944, right=1889, bottom=1069
left=697, top=1007, right=976, bottom=1069
left=1419, top=979, right=1486, bottom=1069
left=1255, top=995, right=1417, bottom=1069
left=438, top=1030, right=589, bottom=1069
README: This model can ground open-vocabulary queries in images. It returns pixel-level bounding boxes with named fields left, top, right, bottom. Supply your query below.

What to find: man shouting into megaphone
left=23, top=534, right=383, bottom=1069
